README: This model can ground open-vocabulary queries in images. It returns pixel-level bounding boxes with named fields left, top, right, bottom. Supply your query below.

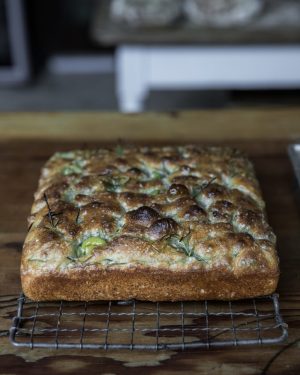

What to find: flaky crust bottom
left=21, top=269, right=279, bottom=302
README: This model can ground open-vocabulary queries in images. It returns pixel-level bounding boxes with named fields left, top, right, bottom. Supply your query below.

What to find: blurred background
left=1, top=0, right=300, bottom=112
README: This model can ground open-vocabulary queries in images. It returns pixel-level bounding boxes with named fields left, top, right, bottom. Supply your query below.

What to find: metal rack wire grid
left=10, top=293, right=288, bottom=350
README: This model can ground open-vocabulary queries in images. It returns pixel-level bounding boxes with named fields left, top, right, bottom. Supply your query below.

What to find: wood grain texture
left=0, top=111, right=300, bottom=374
left=1, top=109, right=300, bottom=142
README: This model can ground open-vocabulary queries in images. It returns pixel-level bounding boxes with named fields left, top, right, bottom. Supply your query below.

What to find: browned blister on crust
left=21, top=146, right=279, bottom=301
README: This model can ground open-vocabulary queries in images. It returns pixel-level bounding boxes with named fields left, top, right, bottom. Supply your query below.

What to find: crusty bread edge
left=21, top=268, right=279, bottom=302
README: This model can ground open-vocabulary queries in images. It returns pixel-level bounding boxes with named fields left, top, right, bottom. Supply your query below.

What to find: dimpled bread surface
left=21, top=146, right=279, bottom=301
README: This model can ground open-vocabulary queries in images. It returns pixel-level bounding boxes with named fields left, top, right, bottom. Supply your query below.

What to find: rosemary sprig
left=44, top=193, right=54, bottom=227
left=61, top=159, right=84, bottom=176
left=103, top=176, right=129, bottom=192
left=167, top=232, right=208, bottom=263
left=148, top=189, right=161, bottom=196
left=191, top=177, right=217, bottom=197
left=56, top=151, right=75, bottom=160
left=75, top=208, right=81, bottom=224
left=67, top=254, right=94, bottom=264
left=45, top=225, right=64, bottom=238
left=168, top=232, right=193, bottom=256
left=115, top=144, right=124, bottom=157
left=103, top=258, right=127, bottom=267
left=193, top=253, right=209, bottom=263
left=28, top=258, right=46, bottom=262
left=152, top=170, right=165, bottom=180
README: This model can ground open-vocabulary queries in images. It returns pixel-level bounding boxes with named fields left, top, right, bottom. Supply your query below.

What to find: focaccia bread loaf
left=21, top=146, right=279, bottom=301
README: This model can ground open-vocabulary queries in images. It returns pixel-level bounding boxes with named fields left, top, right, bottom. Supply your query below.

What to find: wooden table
left=1, top=109, right=300, bottom=374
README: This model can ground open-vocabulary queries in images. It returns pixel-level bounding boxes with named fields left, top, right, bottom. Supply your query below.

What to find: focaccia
left=21, top=146, right=279, bottom=301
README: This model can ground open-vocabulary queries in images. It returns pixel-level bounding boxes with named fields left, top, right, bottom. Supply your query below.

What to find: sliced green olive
left=79, top=236, right=107, bottom=256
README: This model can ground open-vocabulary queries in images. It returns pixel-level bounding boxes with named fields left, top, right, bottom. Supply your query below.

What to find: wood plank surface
left=0, top=110, right=300, bottom=374
left=1, top=108, right=300, bottom=142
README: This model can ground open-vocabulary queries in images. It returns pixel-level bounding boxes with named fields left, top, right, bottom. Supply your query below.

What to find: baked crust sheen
left=21, top=146, right=279, bottom=301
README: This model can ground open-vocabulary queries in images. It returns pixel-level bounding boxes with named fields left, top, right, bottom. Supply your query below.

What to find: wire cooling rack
left=10, top=293, right=287, bottom=350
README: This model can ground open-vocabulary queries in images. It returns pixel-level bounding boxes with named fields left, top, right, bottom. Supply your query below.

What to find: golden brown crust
left=21, top=146, right=279, bottom=301
left=21, top=268, right=279, bottom=302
